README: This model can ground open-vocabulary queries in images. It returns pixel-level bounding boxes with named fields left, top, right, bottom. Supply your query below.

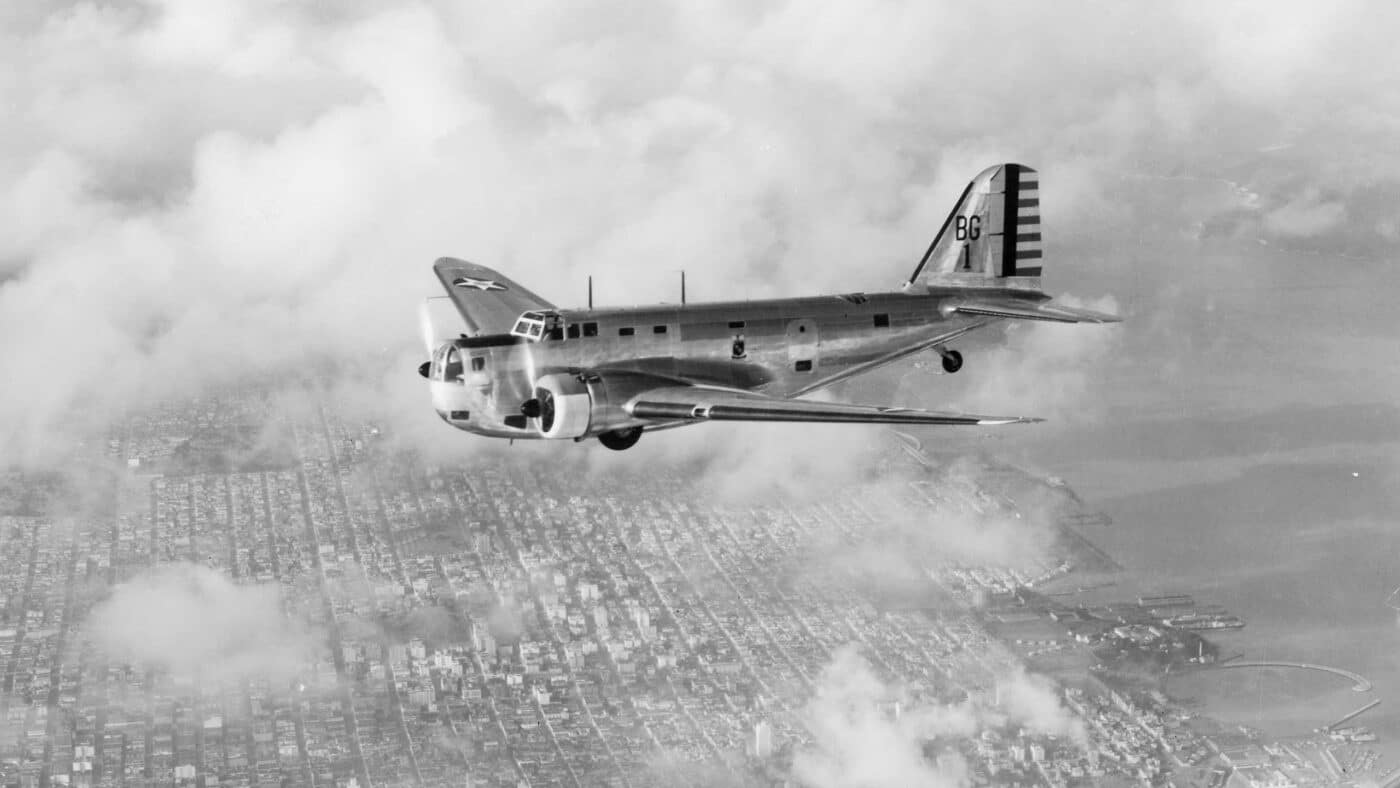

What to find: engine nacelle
left=532, top=371, right=660, bottom=440
left=535, top=373, right=593, bottom=439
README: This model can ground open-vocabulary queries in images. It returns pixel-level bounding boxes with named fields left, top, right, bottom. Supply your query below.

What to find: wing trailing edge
left=625, top=387, right=1041, bottom=426
left=952, top=301, right=1121, bottom=324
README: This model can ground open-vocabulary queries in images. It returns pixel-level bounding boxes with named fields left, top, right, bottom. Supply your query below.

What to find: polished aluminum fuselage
left=428, top=287, right=1046, bottom=437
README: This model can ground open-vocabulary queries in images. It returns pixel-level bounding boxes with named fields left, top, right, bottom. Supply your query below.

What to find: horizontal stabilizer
left=626, top=386, right=1041, bottom=426
left=952, top=301, right=1122, bottom=324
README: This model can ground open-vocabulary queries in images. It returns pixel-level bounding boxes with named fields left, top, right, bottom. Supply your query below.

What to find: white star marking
left=452, top=276, right=507, bottom=291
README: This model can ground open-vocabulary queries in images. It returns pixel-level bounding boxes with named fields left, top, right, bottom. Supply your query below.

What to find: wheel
left=941, top=349, right=963, bottom=374
left=598, top=427, right=643, bottom=451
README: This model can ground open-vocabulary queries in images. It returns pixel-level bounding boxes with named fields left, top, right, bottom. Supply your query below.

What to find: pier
left=1328, top=699, right=1381, bottom=731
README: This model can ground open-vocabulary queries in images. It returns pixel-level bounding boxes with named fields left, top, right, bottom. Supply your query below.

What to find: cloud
left=3, top=9, right=1393, bottom=787
left=792, top=645, right=977, bottom=788
left=791, top=646, right=1087, bottom=787
left=938, top=295, right=1124, bottom=423
left=1262, top=188, right=1347, bottom=237
left=2, top=1, right=1396, bottom=472
left=85, top=562, right=318, bottom=682
left=823, top=477, right=1060, bottom=586
left=996, top=669, right=1088, bottom=746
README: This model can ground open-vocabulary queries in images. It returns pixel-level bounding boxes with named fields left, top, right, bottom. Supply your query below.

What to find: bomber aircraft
left=418, top=163, right=1119, bottom=451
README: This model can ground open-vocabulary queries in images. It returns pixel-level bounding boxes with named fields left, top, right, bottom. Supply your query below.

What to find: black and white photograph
left=2, top=1, right=1397, bottom=786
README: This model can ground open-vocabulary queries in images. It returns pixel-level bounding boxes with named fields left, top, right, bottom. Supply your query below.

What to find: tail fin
left=906, top=163, right=1043, bottom=290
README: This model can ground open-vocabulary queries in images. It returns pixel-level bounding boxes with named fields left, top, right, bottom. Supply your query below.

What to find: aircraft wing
left=625, top=386, right=1041, bottom=426
left=951, top=299, right=1121, bottom=324
left=433, top=257, right=557, bottom=336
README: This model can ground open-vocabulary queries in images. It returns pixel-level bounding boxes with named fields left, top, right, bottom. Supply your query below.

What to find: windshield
left=511, top=310, right=560, bottom=341
left=443, top=346, right=463, bottom=382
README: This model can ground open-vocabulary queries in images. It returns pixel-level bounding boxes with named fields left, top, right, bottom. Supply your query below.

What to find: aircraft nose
left=418, top=361, right=431, bottom=379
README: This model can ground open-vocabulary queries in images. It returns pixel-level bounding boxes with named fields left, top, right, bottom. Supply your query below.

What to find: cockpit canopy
left=511, top=310, right=563, bottom=341
left=429, top=343, right=464, bottom=382
left=428, top=342, right=491, bottom=385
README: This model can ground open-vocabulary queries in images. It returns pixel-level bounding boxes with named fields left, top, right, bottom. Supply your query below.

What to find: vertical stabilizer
left=906, top=163, right=1043, bottom=290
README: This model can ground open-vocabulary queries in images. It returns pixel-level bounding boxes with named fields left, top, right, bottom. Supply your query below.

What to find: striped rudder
left=1001, top=164, right=1041, bottom=279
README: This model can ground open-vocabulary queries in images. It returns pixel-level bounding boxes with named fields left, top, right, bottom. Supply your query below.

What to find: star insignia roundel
left=452, top=276, right=508, bottom=291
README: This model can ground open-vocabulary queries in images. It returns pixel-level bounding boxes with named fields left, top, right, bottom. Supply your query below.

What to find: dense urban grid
left=0, top=391, right=1389, bottom=787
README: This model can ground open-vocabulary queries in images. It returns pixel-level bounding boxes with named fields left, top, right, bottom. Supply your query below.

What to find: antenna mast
left=587, top=275, right=593, bottom=309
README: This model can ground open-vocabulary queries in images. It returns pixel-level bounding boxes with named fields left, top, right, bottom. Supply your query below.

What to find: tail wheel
left=598, top=427, right=643, bottom=451
left=941, top=349, right=963, bottom=374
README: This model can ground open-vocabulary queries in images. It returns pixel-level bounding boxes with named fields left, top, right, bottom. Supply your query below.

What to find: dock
left=1328, top=699, right=1381, bottom=731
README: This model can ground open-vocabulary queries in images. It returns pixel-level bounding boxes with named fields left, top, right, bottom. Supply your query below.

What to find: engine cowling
left=531, top=371, right=659, bottom=440
left=535, top=373, right=593, bottom=439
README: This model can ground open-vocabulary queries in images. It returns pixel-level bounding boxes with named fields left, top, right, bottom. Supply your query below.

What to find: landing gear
left=598, top=427, right=643, bottom=451
left=937, top=347, right=964, bottom=374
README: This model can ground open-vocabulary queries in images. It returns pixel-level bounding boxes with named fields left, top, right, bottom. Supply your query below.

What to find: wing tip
left=977, top=416, right=1045, bottom=425
left=1076, top=310, right=1123, bottom=324
left=1060, top=305, right=1123, bottom=324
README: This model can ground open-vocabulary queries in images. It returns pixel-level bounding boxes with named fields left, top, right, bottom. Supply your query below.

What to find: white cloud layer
left=792, top=645, right=1086, bottom=787
left=3, top=0, right=1398, bottom=467
left=86, top=562, right=317, bottom=682
left=792, top=645, right=978, bottom=788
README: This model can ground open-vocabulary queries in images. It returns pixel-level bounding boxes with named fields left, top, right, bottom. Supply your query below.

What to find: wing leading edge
left=434, top=257, right=557, bottom=336
left=626, top=387, right=1041, bottom=426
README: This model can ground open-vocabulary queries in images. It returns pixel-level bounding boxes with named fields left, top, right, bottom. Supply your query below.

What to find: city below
left=0, top=389, right=1388, bottom=788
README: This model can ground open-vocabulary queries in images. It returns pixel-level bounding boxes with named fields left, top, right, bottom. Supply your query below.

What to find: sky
left=4, top=1, right=1400, bottom=784
left=2, top=0, right=1397, bottom=467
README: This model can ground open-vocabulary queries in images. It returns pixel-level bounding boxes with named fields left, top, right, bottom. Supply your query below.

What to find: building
left=750, top=720, right=773, bottom=759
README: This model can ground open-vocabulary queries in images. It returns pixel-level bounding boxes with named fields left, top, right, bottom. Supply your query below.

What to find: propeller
left=417, top=297, right=465, bottom=378
left=418, top=300, right=437, bottom=357
left=518, top=333, right=542, bottom=419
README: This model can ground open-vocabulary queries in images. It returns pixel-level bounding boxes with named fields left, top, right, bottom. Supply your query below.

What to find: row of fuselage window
left=546, top=314, right=891, bottom=341
left=552, top=321, right=682, bottom=340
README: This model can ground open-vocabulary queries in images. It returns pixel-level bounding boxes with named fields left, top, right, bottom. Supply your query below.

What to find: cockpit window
left=432, top=344, right=450, bottom=380
left=471, top=356, right=485, bottom=372
left=510, top=310, right=562, bottom=341
left=443, top=347, right=464, bottom=382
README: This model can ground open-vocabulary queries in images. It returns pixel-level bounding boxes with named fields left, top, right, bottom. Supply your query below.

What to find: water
left=1060, top=442, right=1400, bottom=752
left=892, top=245, right=1400, bottom=752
